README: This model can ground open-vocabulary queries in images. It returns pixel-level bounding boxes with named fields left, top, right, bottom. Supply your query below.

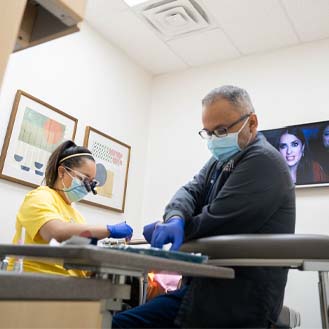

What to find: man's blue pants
left=112, top=286, right=187, bottom=328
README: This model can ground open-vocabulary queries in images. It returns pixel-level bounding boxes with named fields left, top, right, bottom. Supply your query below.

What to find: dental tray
left=102, top=244, right=208, bottom=264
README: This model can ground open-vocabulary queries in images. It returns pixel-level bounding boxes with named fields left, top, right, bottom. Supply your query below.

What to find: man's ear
left=249, top=113, right=258, bottom=131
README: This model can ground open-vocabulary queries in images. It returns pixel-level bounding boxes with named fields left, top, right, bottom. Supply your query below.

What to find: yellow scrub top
left=9, top=186, right=86, bottom=277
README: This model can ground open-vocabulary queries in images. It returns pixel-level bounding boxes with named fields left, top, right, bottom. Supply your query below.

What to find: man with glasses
left=113, top=85, right=295, bottom=328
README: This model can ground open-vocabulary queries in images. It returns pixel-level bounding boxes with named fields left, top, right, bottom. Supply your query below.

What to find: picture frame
left=82, top=126, right=131, bottom=212
left=261, top=119, right=329, bottom=188
left=0, top=90, right=78, bottom=188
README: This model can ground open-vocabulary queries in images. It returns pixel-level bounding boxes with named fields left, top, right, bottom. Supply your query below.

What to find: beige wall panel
left=0, top=0, right=27, bottom=89
left=59, top=0, right=86, bottom=21
left=0, top=301, right=103, bottom=328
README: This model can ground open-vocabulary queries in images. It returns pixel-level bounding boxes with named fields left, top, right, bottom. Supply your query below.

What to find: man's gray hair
left=202, top=85, right=255, bottom=114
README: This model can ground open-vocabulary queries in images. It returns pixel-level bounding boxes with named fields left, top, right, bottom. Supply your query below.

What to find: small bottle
left=13, top=257, right=23, bottom=272
left=0, top=257, right=8, bottom=271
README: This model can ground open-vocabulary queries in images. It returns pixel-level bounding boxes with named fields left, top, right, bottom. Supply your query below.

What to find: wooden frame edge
left=81, top=126, right=131, bottom=213
left=0, top=89, right=78, bottom=187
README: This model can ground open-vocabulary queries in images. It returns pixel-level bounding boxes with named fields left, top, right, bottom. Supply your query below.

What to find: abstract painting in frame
left=82, top=126, right=131, bottom=212
left=0, top=90, right=78, bottom=188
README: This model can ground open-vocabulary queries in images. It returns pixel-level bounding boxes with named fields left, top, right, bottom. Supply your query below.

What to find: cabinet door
left=59, top=0, right=86, bottom=21
left=0, top=0, right=86, bottom=89
left=0, top=0, right=27, bottom=89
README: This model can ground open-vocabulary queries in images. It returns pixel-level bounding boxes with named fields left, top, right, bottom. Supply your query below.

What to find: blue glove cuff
left=107, top=222, right=133, bottom=239
left=143, top=221, right=160, bottom=244
left=167, top=216, right=185, bottom=227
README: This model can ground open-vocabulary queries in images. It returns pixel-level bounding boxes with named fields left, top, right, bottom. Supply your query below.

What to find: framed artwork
left=82, top=126, right=131, bottom=212
left=0, top=90, right=78, bottom=188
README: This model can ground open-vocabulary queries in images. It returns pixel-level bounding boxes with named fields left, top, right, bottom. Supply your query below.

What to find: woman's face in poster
left=322, top=125, right=329, bottom=149
left=279, top=133, right=304, bottom=167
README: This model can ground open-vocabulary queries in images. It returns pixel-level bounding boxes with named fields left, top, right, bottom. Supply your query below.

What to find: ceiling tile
left=86, top=5, right=188, bottom=74
left=167, top=28, right=240, bottom=66
left=86, top=0, right=129, bottom=14
left=85, top=0, right=329, bottom=75
left=202, top=0, right=299, bottom=54
left=281, top=0, right=329, bottom=42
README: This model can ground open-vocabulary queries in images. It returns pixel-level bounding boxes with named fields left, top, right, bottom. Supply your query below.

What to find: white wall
left=143, top=39, right=329, bottom=328
left=0, top=23, right=152, bottom=243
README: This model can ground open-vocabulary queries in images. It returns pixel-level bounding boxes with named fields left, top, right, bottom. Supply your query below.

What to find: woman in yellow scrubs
left=10, top=140, right=133, bottom=276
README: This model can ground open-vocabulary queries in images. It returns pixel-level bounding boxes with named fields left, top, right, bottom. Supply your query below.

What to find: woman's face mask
left=62, top=168, right=89, bottom=203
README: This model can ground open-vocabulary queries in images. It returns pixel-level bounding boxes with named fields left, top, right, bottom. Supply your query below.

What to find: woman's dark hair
left=45, top=140, right=94, bottom=188
left=284, top=126, right=306, bottom=143
left=276, top=126, right=307, bottom=153
left=277, top=126, right=313, bottom=184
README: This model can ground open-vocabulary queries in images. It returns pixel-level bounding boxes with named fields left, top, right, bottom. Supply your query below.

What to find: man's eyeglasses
left=198, top=113, right=251, bottom=140
left=64, top=167, right=99, bottom=195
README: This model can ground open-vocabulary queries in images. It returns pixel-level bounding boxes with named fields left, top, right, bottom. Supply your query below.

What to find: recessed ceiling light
left=123, top=0, right=149, bottom=7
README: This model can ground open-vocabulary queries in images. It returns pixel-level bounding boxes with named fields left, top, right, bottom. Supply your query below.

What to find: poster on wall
left=261, top=120, right=329, bottom=187
left=0, top=90, right=78, bottom=188
left=82, top=126, right=131, bottom=212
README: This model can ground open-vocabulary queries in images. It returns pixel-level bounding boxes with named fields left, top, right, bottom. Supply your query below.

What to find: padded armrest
left=180, top=234, right=329, bottom=260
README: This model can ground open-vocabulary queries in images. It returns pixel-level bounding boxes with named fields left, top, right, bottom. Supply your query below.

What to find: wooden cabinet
left=15, top=0, right=87, bottom=52
left=0, top=301, right=103, bottom=329
left=0, top=0, right=86, bottom=89
left=0, top=0, right=27, bottom=89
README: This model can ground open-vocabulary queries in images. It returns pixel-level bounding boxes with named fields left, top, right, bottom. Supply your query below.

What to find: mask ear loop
left=237, top=116, right=250, bottom=134
left=242, top=117, right=253, bottom=147
left=60, top=166, right=68, bottom=190
left=61, top=167, right=75, bottom=190
left=61, top=177, right=67, bottom=190
left=246, top=131, right=252, bottom=146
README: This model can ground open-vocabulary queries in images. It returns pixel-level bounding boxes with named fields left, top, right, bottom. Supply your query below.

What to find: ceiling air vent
left=135, top=0, right=212, bottom=40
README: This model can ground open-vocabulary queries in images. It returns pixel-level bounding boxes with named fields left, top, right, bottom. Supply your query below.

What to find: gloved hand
left=143, top=221, right=160, bottom=243
left=151, top=216, right=184, bottom=251
left=107, top=221, right=133, bottom=239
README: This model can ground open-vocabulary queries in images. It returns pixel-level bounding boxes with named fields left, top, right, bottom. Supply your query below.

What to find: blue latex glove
left=143, top=221, right=160, bottom=243
left=151, top=217, right=184, bottom=251
left=107, top=221, right=133, bottom=239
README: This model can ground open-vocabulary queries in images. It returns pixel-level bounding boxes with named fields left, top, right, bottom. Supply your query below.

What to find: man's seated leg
left=112, top=286, right=187, bottom=328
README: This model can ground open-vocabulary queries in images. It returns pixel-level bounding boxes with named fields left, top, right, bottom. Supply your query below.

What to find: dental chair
left=180, top=234, right=329, bottom=329
left=128, top=237, right=302, bottom=328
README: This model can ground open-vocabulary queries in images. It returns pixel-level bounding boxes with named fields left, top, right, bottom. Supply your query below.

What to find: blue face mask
left=63, top=177, right=89, bottom=203
left=207, top=117, right=250, bottom=163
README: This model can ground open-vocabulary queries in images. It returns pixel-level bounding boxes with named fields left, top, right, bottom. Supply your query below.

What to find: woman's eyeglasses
left=64, top=167, right=99, bottom=195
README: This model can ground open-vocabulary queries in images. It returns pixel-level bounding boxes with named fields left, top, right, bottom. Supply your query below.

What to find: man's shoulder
left=244, top=133, right=285, bottom=163
left=236, top=134, right=291, bottom=180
